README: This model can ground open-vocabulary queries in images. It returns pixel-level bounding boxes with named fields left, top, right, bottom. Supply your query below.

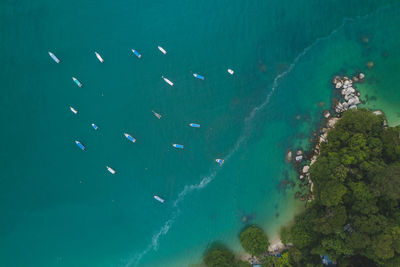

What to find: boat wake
left=124, top=7, right=390, bottom=266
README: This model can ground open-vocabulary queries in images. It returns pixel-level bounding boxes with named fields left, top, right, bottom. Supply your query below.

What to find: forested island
left=202, top=109, right=400, bottom=267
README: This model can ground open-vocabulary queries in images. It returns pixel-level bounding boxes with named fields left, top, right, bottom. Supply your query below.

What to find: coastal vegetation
left=240, top=225, right=270, bottom=256
left=281, top=109, right=400, bottom=266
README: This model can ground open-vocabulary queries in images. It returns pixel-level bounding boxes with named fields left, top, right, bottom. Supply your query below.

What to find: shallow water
left=0, top=1, right=398, bottom=266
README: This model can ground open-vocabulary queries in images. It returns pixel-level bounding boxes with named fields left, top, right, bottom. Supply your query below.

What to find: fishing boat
left=227, top=69, right=234, bottom=75
left=189, top=123, right=200, bottom=128
left=152, top=110, right=162, bottom=119
left=106, top=166, right=116, bottom=174
left=72, top=77, right=82, bottom=87
left=161, top=76, right=174, bottom=86
left=70, top=106, right=78, bottom=114
left=158, top=46, right=167, bottom=54
left=193, top=73, right=205, bottom=80
left=172, top=144, right=184, bottom=149
left=216, top=159, right=224, bottom=165
left=131, top=49, right=142, bottom=58
left=48, top=52, right=60, bottom=63
left=124, top=133, right=136, bottom=143
left=75, top=140, right=85, bottom=150
left=95, top=51, right=104, bottom=63
left=91, top=123, right=98, bottom=130
left=154, top=195, right=165, bottom=203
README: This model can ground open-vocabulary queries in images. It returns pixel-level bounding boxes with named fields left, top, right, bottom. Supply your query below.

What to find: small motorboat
left=193, top=73, right=205, bottom=80
left=48, top=52, right=60, bottom=63
left=124, top=133, right=136, bottom=143
left=172, top=144, right=184, bottom=149
left=161, top=76, right=174, bottom=86
left=154, top=195, right=165, bottom=203
left=70, top=106, right=78, bottom=114
left=106, top=166, right=116, bottom=174
left=152, top=110, right=162, bottom=119
left=227, top=69, right=234, bottom=75
left=91, top=123, right=98, bottom=130
left=75, top=140, right=85, bottom=150
left=158, top=46, right=167, bottom=54
left=189, top=123, right=200, bottom=128
left=131, top=49, right=142, bottom=58
left=95, top=51, right=104, bottom=63
left=72, top=77, right=82, bottom=87
left=216, top=159, right=224, bottom=165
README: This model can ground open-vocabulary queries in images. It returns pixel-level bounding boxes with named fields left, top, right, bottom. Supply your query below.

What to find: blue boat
left=131, top=49, right=142, bottom=58
left=124, top=133, right=136, bottom=143
left=72, top=77, right=82, bottom=87
left=154, top=195, right=165, bottom=203
left=216, top=158, right=224, bottom=165
left=91, top=123, right=98, bottom=130
left=193, top=73, right=205, bottom=80
left=189, top=123, right=200, bottom=128
left=172, top=144, right=184, bottom=149
left=75, top=140, right=85, bottom=150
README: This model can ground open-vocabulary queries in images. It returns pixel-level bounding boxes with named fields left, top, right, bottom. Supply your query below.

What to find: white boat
left=91, top=123, right=98, bottom=130
left=95, top=51, right=104, bottom=63
left=216, top=159, right=224, bottom=165
left=70, top=106, right=78, bottom=114
left=152, top=110, right=162, bottom=119
left=72, top=77, right=82, bottom=87
left=161, top=76, right=174, bottom=86
left=154, top=195, right=165, bottom=203
left=227, top=69, right=234, bottom=75
left=158, top=46, right=167, bottom=54
left=48, top=52, right=60, bottom=63
left=106, top=166, right=116, bottom=174
left=131, top=49, right=142, bottom=58
left=124, top=133, right=136, bottom=143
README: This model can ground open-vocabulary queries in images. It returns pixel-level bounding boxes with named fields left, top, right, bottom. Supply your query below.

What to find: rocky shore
left=287, top=72, right=371, bottom=201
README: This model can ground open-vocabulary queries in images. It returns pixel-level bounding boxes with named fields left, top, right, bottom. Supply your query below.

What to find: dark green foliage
left=282, top=110, right=400, bottom=266
left=240, top=225, right=270, bottom=256
left=203, top=246, right=235, bottom=267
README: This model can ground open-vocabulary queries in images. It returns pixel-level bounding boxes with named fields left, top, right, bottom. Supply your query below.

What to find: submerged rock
left=286, top=150, right=293, bottom=162
left=366, top=61, right=374, bottom=69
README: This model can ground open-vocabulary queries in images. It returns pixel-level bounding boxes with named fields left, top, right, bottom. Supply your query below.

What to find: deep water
left=0, top=0, right=398, bottom=266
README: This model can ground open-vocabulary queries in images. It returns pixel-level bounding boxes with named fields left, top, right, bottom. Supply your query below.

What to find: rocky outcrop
left=332, top=75, right=363, bottom=114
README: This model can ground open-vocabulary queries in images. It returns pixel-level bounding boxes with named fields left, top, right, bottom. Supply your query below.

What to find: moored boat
left=189, top=123, right=200, bottom=128
left=152, top=110, right=162, bottom=119
left=172, top=144, right=184, bottom=149
left=91, top=123, right=98, bottom=130
left=131, top=49, right=142, bottom=58
left=193, top=73, right=205, bottom=80
left=161, top=76, right=174, bottom=86
left=95, top=51, right=104, bottom=63
left=48, top=52, right=60, bottom=63
left=158, top=46, right=167, bottom=54
left=72, top=77, right=82, bottom=87
left=124, top=133, right=136, bottom=143
left=227, top=69, right=234, bottom=75
left=106, top=166, right=116, bottom=174
left=70, top=106, right=78, bottom=114
left=75, top=140, right=85, bottom=150
left=216, top=159, right=224, bottom=165
left=154, top=195, right=165, bottom=203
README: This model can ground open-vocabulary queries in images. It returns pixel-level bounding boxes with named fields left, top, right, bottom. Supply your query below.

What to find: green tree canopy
left=240, top=225, right=270, bottom=256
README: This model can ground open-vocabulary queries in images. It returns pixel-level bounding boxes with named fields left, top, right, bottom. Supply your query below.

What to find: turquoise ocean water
left=1, top=1, right=399, bottom=266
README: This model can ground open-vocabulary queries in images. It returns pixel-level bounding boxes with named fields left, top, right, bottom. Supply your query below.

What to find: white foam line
left=124, top=8, right=390, bottom=266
